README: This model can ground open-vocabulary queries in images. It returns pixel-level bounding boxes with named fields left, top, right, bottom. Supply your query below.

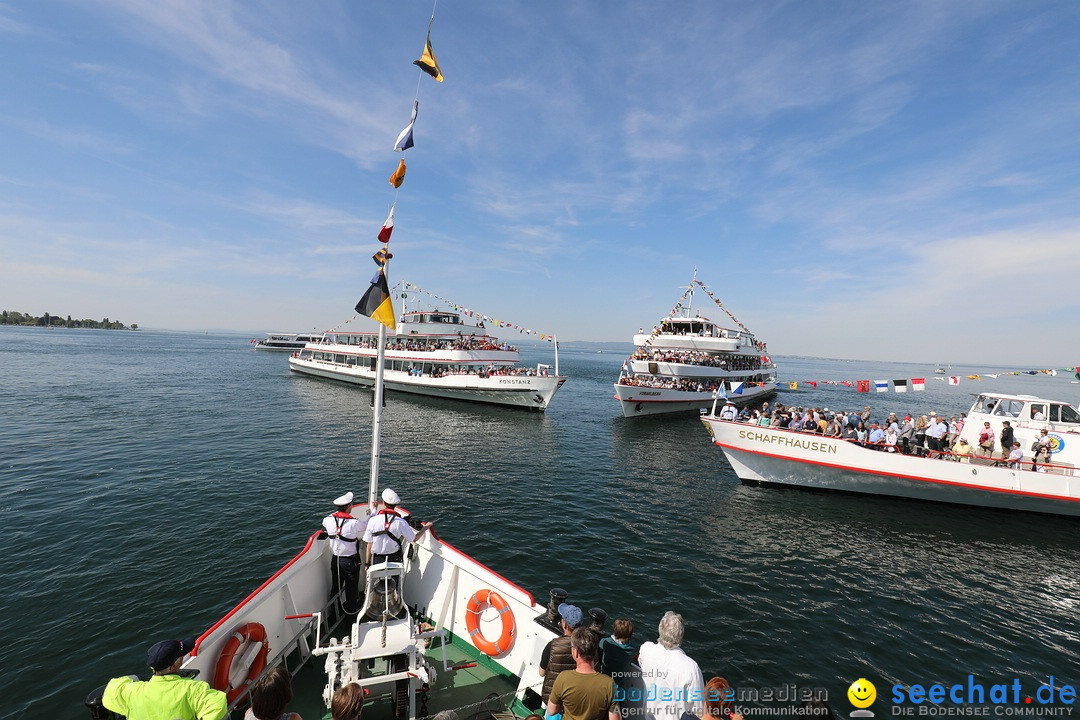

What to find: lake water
left=1, top=326, right=1078, bottom=719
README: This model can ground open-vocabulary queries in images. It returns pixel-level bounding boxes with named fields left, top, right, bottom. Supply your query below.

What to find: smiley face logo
left=848, top=678, right=876, bottom=708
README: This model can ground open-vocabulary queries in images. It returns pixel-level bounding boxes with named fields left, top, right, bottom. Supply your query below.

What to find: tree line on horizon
left=1, top=310, right=134, bottom=330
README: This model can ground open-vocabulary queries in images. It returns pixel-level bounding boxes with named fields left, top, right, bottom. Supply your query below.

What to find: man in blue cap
left=538, top=602, right=583, bottom=706
left=103, top=636, right=227, bottom=720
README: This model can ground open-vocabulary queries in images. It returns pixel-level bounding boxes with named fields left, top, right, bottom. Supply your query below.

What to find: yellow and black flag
left=372, top=247, right=392, bottom=267
left=413, top=27, right=443, bottom=82
left=356, top=269, right=396, bottom=330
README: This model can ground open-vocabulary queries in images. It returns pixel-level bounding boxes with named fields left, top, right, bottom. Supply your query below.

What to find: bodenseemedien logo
left=849, top=678, right=877, bottom=718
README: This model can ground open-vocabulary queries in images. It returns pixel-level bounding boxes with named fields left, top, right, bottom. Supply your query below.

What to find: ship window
left=1059, top=405, right=1080, bottom=423
left=992, top=400, right=1023, bottom=417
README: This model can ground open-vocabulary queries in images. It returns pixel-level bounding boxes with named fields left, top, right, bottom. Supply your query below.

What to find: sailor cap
left=334, top=491, right=355, bottom=506
left=382, top=488, right=401, bottom=505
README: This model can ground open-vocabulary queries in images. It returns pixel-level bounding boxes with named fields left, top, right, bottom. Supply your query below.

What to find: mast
left=368, top=268, right=391, bottom=510
left=686, top=268, right=698, bottom=315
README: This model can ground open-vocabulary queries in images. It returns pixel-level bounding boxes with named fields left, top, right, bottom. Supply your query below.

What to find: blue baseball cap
left=147, top=637, right=196, bottom=671
left=557, top=603, right=583, bottom=628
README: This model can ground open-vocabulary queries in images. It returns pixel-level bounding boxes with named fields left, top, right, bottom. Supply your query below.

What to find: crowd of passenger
left=630, top=349, right=766, bottom=371
left=715, top=401, right=1055, bottom=471
left=328, top=336, right=514, bottom=353
left=426, top=364, right=549, bottom=378
left=537, top=603, right=831, bottom=720
left=617, top=374, right=770, bottom=392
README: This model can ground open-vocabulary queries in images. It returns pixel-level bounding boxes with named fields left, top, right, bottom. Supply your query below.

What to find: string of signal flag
left=644, top=278, right=765, bottom=351
left=354, top=3, right=444, bottom=331
left=785, top=367, right=1080, bottom=393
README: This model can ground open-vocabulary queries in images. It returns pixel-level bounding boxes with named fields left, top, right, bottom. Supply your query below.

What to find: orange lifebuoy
left=212, top=622, right=269, bottom=704
left=465, top=589, right=515, bottom=656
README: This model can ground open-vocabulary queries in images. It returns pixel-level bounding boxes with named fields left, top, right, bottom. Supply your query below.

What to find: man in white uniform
left=637, top=611, right=704, bottom=720
left=323, top=491, right=363, bottom=623
left=363, top=488, right=418, bottom=565
left=719, top=400, right=738, bottom=422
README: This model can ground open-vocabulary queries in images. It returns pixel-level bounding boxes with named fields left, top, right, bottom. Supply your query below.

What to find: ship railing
left=708, top=418, right=1074, bottom=476
left=852, top=438, right=1075, bottom=476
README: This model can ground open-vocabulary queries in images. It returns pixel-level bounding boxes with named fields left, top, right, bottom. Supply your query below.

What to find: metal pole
left=554, top=336, right=559, bottom=377
left=368, top=321, right=387, bottom=511
left=368, top=259, right=391, bottom=511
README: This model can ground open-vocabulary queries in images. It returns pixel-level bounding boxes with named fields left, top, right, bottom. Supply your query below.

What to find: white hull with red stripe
left=700, top=417, right=1080, bottom=516
left=167, top=505, right=555, bottom=717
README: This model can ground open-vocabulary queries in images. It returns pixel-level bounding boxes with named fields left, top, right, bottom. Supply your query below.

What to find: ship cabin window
left=1057, top=404, right=1080, bottom=424
left=418, top=313, right=460, bottom=325
left=992, top=399, right=1024, bottom=418
left=1029, top=404, right=1048, bottom=421
left=663, top=320, right=704, bottom=335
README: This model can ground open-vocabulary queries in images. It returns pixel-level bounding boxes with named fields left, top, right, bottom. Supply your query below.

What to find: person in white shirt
left=323, top=491, right=363, bottom=622
left=363, top=488, right=418, bottom=565
left=718, top=400, right=738, bottom=422
left=637, top=611, right=704, bottom=720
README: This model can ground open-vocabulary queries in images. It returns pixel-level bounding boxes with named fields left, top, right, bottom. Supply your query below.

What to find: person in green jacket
left=103, top=636, right=227, bottom=720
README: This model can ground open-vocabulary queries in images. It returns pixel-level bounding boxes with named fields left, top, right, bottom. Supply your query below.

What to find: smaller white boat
left=700, top=391, right=1080, bottom=516
left=253, top=332, right=323, bottom=351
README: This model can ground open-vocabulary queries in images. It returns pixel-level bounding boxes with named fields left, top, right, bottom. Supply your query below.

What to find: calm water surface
left=1, top=326, right=1078, bottom=719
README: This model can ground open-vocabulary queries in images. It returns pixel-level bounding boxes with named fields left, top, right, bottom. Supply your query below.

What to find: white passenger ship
left=288, top=310, right=566, bottom=411
left=700, top=391, right=1080, bottom=515
left=254, top=332, right=324, bottom=351
left=615, top=278, right=777, bottom=417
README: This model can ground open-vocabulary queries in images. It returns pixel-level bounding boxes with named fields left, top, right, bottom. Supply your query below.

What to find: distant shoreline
left=0, top=312, right=134, bottom=330
left=0, top=323, right=135, bottom=330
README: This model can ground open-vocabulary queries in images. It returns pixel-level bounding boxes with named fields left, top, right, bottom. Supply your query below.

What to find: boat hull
left=289, top=355, right=566, bottom=410
left=701, top=416, right=1080, bottom=516
left=614, top=383, right=776, bottom=418
left=178, top=513, right=555, bottom=716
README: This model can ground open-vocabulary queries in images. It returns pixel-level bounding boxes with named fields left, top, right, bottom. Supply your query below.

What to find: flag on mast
left=372, top=247, right=392, bottom=267
left=389, top=159, right=407, bottom=188
left=394, top=101, right=418, bottom=152
left=413, top=30, right=443, bottom=82
left=356, top=269, right=396, bottom=330
left=378, top=204, right=395, bottom=243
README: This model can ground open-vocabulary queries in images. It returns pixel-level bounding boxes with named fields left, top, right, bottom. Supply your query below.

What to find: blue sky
left=2, top=1, right=1079, bottom=365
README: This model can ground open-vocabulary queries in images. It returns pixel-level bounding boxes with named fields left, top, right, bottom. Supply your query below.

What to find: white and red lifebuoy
left=212, top=622, right=269, bottom=704
left=465, top=589, right=515, bottom=656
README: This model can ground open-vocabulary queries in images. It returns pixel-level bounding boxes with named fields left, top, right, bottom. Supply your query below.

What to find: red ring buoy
left=465, top=589, right=515, bottom=656
left=212, top=622, right=269, bottom=704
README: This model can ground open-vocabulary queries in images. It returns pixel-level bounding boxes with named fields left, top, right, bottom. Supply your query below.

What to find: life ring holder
left=212, top=622, right=269, bottom=704
left=465, top=589, right=515, bottom=656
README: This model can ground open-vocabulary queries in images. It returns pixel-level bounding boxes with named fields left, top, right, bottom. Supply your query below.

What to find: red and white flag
left=378, top=204, right=395, bottom=243
left=911, top=377, right=925, bottom=391
left=948, top=376, right=960, bottom=386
